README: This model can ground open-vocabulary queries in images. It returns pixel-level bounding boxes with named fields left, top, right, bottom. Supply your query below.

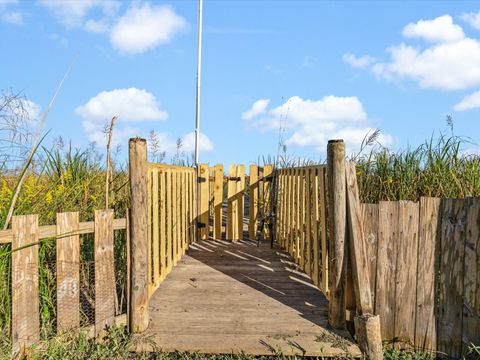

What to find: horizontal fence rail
left=275, top=166, right=328, bottom=293
left=0, top=211, right=127, bottom=356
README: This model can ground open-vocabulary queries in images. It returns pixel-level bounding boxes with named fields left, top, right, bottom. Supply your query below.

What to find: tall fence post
left=327, top=139, right=347, bottom=329
left=128, top=138, right=149, bottom=333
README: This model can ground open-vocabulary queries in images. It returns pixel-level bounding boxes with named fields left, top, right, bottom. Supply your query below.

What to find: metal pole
left=194, top=0, right=203, bottom=166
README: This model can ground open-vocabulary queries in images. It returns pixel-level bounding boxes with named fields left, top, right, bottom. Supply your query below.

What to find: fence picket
left=94, top=209, right=115, bottom=337
left=214, top=165, right=224, bottom=240
left=237, top=165, right=245, bottom=240
left=56, top=211, right=80, bottom=333
left=152, top=170, right=160, bottom=286
left=199, top=164, right=210, bottom=241
left=12, top=214, right=39, bottom=356
left=319, top=167, right=328, bottom=293
left=249, top=165, right=258, bottom=240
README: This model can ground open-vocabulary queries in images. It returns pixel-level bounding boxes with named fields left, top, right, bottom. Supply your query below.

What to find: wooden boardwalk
left=139, top=239, right=361, bottom=357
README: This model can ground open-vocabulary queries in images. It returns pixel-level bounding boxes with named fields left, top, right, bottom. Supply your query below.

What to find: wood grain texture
left=56, top=212, right=80, bottom=333
left=263, top=165, right=273, bottom=241
left=312, top=168, right=320, bottom=288
left=214, top=165, right=224, bottom=240
left=152, top=169, right=160, bottom=287
left=12, top=214, right=39, bottom=356
left=143, top=239, right=360, bottom=357
left=394, top=201, right=419, bottom=347
left=94, top=209, right=116, bottom=337
left=415, top=197, right=440, bottom=352
left=319, top=167, right=328, bottom=294
left=159, top=171, right=166, bottom=280
left=227, top=165, right=237, bottom=240
left=361, top=203, right=378, bottom=308
left=199, top=164, right=210, bottom=241
left=166, top=171, right=173, bottom=272
left=237, top=165, right=245, bottom=240
left=375, top=201, right=398, bottom=341
left=438, top=198, right=466, bottom=358
left=305, top=169, right=312, bottom=276
left=327, top=139, right=347, bottom=329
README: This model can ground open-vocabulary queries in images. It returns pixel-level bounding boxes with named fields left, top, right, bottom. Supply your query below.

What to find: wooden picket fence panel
left=0, top=211, right=127, bottom=356
left=275, top=166, right=328, bottom=293
left=146, top=163, right=197, bottom=295
left=359, top=197, right=480, bottom=357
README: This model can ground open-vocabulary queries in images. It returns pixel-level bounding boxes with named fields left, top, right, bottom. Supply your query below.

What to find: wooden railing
left=0, top=211, right=127, bottom=356
left=275, top=166, right=328, bottom=293
left=146, top=163, right=196, bottom=295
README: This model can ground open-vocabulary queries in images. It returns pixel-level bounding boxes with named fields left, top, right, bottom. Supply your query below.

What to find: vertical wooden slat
left=237, top=164, right=245, bottom=240
left=199, top=164, right=210, bottom=241
left=312, top=168, right=320, bottom=287
left=285, top=170, right=292, bottom=253
left=249, top=164, right=258, bottom=240
left=175, top=170, right=181, bottom=261
left=159, top=170, right=166, bottom=280
left=192, top=170, right=197, bottom=243
left=172, top=171, right=178, bottom=266
left=263, top=165, right=273, bottom=241
left=415, top=197, right=440, bottom=352
left=214, top=165, right=224, bottom=240
left=289, top=170, right=296, bottom=255
left=166, top=171, right=173, bottom=272
left=94, top=209, right=115, bottom=337
left=394, top=201, right=419, bottom=347
left=375, top=201, right=398, bottom=341
left=361, top=203, right=379, bottom=308
left=12, top=214, right=39, bottom=356
left=319, top=167, right=328, bottom=293
left=299, top=169, right=305, bottom=269
left=152, top=169, right=160, bottom=287
left=305, top=168, right=312, bottom=276
left=56, top=211, right=80, bottom=333
left=280, top=171, right=286, bottom=248
left=182, top=170, right=187, bottom=255
left=438, top=198, right=466, bottom=358
left=277, top=171, right=283, bottom=247
left=227, top=165, right=236, bottom=240
left=147, top=168, right=152, bottom=289
left=294, top=169, right=300, bottom=262
left=463, top=197, right=480, bottom=351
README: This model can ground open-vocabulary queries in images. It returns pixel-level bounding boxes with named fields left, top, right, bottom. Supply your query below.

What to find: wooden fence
left=358, top=197, right=480, bottom=357
left=0, top=211, right=127, bottom=356
left=275, top=166, right=329, bottom=293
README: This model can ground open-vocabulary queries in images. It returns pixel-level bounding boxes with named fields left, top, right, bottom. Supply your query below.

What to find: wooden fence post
left=327, top=139, right=347, bottom=329
left=128, top=138, right=149, bottom=333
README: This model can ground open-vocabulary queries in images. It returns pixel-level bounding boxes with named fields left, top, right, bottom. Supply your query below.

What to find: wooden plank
left=227, top=165, right=236, bottom=241
left=263, top=165, right=273, bottom=241
left=284, top=170, right=291, bottom=253
left=394, top=201, right=419, bottom=347
left=345, top=162, right=374, bottom=315
left=375, top=201, right=398, bottom=341
left=214, top=165, right=224, bottom=240
left=312, top=168, right=320, bottom=288
left=176, top=170, right=182, bottom=261
left=94, top=209, right=115, bottom=337
left=463, top=197, right=480, bottom=353
left=305, top=168, right=312, bottom=276
left=277, top=171, right=284, bottom=247
left=319, top=167, right=328, bottom=293
left=299, top=169, right=305, bottom=270
left=172, top=171, right=178, bottom=266
left=293, top=169, right=300, bottom=263
left=56, top=211, right=80, bottom=333
left=249, top=165, right=259, bottom=240
left=12, top=214, right=39, bottom=356
left=199, top=164, right=210, bottom=241
left=182, top=170, right=187, bottom=255
left=237, top=164, right=245, bottom=241
left=159, top=170, right=166, bottom=280
left=152, top=169, right=160, bottom=287
left=289, top=169, right=296, bottom=256
left=166, top=171, right=173, bottom=272
left=361, top=203, right=378, bottom=309
left=438, top=198, right=466, bottom=358
left=147, top=168, right=152, bottom=290
left=415, top=197, right=440, bottom=352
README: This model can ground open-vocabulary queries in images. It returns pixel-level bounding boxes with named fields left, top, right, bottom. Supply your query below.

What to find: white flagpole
left=194, top=0, right=203, bottom=166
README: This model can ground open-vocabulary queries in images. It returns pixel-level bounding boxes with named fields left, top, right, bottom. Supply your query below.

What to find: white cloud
left=346, top=14, right=480, bottom=91
left=343, top=53, right=377, bottom=68
left=76, top=88, right=168, bottom=146
left=24, top=100, right=41, bottom=121
left=40, top=0, right=119, bottom=28
left=454, top=90, right=480, bottom=111
left=2, top=11, right=23, bottom=25
left=181, top=132, right=213, bottom=153
left=242, top=99, right=270, bottom=120
left=84, top=18, right=109, bottom=34
left=402, top=15, right=464, bottom=43
left=460, top=11, right=480, bottom=30
left=75, top=88, right=168, bottom=122
left=110, top=3, right=186, bottom=54
left=243, top=95, right=393, bottom=152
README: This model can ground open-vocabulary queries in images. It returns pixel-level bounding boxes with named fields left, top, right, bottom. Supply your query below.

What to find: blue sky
left=2, top=0, right=480, bottom=165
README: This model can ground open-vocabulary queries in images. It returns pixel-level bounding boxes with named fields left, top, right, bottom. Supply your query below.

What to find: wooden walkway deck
left=139, top=239, right=361, bottom=357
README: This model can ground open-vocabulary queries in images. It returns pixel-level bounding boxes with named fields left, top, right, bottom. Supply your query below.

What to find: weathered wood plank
left=214, top=165, right=224, bottom=240
left=166, top=171, right=173, bottom=272
left=394, top=201, right=419, bottom=347
left=249, top=165, right=258, bottom=240
left=56, top=211, right=80, bottom=333
left=263, top=165, right=273, bottom=241
left=237, top=164, right=245, bottom=240
left=159, top=170, right=166, bottom=280
left=227, top=165, right=237, bottom=241
left=375, top=201, right=398, bottom=341
left=305, top=168, right=312, bottom=276
left=312, top=168, right=320, bottom=288
left=94, top=209, right=115, bottom=337
left=361, top=203, right=378, bottom=309
left=199, top=164, right=210, bottom=241
left=12, top=214, right=39, bottom=356
left=294, top=169, right=300, bottom=263
left=152, top=169, right=160, bottom=287
left=438, top=198, right=466, bottom=358
left=319, top=167, right=328, bottom=294
left=415, top=197, right=440, bottom=352
left=299, top=169, right=305, bottom=270
left=172, top=171, right=178, bottom=266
